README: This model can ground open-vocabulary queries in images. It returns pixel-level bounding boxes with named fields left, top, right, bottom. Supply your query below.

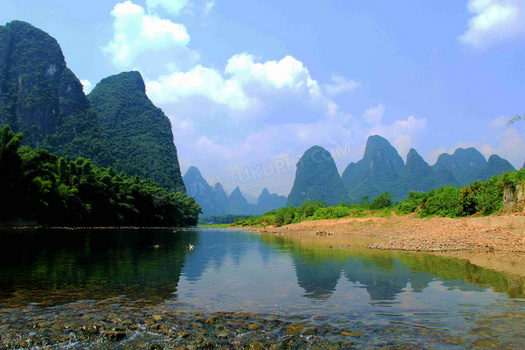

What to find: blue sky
left=2, top=0, right=524, bottom=196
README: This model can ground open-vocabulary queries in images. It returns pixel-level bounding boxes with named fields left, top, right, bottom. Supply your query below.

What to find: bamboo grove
left=0, top=125, right=201, bottom=227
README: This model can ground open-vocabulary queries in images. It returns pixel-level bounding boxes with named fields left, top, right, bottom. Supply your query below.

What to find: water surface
left=1, top=227, right=524, bottom=348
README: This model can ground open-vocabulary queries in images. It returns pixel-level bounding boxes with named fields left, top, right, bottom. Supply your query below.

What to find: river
left=0, top=227, right=524, bottom=349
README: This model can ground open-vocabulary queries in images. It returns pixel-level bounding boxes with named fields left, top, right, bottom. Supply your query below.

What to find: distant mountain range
left=289, top=135, right=516, bottom=205
left=0, top=21, right=185, bottom=193
left=183, top=166, right=286, bottom=216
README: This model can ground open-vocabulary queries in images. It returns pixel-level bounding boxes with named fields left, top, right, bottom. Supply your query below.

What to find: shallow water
left=1, top=227, right=524, bottom=349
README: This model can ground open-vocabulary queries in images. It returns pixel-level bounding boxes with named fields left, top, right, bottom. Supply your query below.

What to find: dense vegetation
left=0, top=21, right=185, bottom=194
left=198, top=214, right=253, bottom=225
left=236, top=168, right=524, bottom=227
left=88, top=71, right=186, bottom=193
left=0, top=125, right=200, bottom=227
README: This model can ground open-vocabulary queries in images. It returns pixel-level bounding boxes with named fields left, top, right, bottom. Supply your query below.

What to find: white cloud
left=146, top=0, right=189, bottom=16
left=102, top=1, right=190, bottom=68
left=146, top=53, right=328, bottom=119
left=459, top=0, right=525, bottom=49
left=146, top=65, right=252, bottom=110
left=370, top=115, right=427, bottom=157
left=483, top=126, right=525, bottom=168
left=323, top=74, right=361, bottom=96
left=80, top=79, right=93, bottom=94
left=363, top=104, right=385, bottom=126
left=225, top=53, right=321, bottom=96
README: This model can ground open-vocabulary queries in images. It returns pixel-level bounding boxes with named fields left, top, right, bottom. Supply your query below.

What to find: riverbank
left=249, top=214, right=525, bottom=252
left=245, top=214, right=525, bottom=276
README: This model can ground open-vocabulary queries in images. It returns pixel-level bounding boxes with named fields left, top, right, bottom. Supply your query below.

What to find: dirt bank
left=250, top=214, right=525, bottom=253
left=245, top=215, right=525, bottom=277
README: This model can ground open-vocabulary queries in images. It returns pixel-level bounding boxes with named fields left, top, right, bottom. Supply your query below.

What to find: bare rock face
left=503, top=183, right=525, bottom=211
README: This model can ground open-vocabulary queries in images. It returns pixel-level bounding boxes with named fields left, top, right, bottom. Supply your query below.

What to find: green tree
left=369, top=192, right=394, bottom=210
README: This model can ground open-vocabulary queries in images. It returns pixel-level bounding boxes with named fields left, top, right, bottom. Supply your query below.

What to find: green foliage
left=88, top=71, right=185, bottom=193
left=237, top=168, right=524, bottom=227
left=397, top=191, right=430, bottom=214
left=369, top=191, right=394, bottom=210
left=0, top=126, right=201, bottom=227
left=198, top=214, right=253, bottom=225
left=396, top=169, right=524, bottom=217
left=418, top=186, right=462, bottom=217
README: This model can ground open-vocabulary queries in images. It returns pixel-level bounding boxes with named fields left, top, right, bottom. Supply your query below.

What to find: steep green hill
left=478, top=154, right=516, bottom=181
left=341, top=135, right=406, bottom=202
left=287, top=146, right=348, bottom=206
left=0, top=20, right=110, bottom=165
left=88, top=71, right=185, bottom=193
left=341, top=136, right=516, bottom=203
left=432, top=147, right=488, bottom=186
left=404, top=148, right=434, bottom=192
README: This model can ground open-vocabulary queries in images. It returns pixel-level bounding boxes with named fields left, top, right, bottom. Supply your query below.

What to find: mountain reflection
left=293, top=254, right=344, bottom=299
left=260, top=234, right=525, bottom=300
left=1, top=228, right=524, bottom=310
left=181, top=229, right=253, bottom=282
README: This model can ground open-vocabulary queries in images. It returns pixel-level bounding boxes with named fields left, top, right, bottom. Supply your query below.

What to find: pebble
left=0, top=297, right=521, bottom=349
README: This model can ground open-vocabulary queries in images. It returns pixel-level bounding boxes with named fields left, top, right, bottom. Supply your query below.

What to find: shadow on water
left=0, top=228, right=198, bottom=306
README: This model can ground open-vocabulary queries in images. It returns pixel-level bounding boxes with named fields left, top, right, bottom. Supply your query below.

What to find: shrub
left=369, top=192, right=394, bottom=210
left=420, top=186, right=462, bottom=217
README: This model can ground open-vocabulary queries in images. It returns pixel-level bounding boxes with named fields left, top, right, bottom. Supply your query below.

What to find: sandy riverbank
left=246, top=214, right=525, bottom=276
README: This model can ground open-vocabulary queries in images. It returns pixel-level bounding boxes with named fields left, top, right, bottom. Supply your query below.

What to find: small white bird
left=189, top=244, right=194, bottom=251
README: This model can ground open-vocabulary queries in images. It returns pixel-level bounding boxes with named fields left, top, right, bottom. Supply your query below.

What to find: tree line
left=0, top=125, right=201, bottom=227
left=235, top=168, right=524, bottom=227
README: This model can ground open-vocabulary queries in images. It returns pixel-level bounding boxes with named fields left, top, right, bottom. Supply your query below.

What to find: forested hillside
left=0, top=20, right=111, bottom=166
left=0, top=125, right=200, bottom=226
left=0, top=21, right=186, bottom=194
left=88, top=71, right=186, bottom=193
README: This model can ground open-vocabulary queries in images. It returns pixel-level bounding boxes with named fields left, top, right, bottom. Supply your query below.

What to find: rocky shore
left=0, top=296, right=505, bottom=349
left=245, top=214, right=525, bottom=277
left=251, top=214, right=525, bottom=253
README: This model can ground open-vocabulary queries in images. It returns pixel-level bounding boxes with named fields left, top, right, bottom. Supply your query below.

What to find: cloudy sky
left=2, top=0, right=524, bottom=196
